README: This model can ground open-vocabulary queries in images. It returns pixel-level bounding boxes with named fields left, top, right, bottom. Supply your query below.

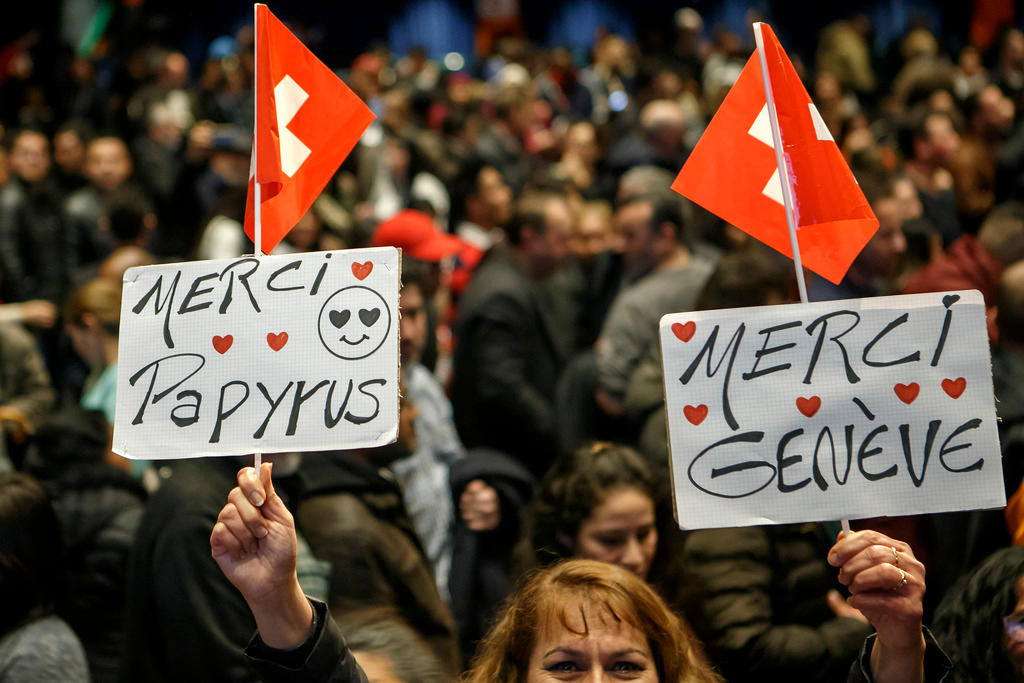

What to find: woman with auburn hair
left=463, top=558, right=721, bottom=683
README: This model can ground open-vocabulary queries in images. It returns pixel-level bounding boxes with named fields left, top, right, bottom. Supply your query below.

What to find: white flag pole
left=754, top=22, right=849, bottom=536
left=253, top=4, right=264, bottom=262
left=252, top=3, right=262, bottom=474
left=753, top=22, right=809, bottom=307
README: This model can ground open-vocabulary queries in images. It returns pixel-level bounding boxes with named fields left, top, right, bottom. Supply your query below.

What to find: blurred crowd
left=4, top=2, right=1024, bottom=682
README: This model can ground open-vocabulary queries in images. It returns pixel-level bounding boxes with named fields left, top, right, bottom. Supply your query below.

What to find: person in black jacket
left=451, top=190, right=573, bottom=476
left=0, top=129, right=77, bottom=305
left=22, top=407, right=145, bottom=683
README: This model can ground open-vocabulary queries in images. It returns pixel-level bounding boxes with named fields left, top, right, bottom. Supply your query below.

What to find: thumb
left=827, top=590, right=847, bottom=613
left=260, top=462, right=289, bottom=519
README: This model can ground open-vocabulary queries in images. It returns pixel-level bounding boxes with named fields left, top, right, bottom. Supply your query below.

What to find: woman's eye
left=545, top=661, right=581, bottom=672
left=610, top=660, right=645, bottom=672
left=596, top=535, right=627, bottom=547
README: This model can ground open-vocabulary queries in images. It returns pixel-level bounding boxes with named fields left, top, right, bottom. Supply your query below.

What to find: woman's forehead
left=533, top=601, right=651, bottom=654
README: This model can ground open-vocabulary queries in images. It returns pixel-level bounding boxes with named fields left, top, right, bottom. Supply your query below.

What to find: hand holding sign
left=828, top=530, right=927, bottom=683
left=210, top=462, right=313, bottom=650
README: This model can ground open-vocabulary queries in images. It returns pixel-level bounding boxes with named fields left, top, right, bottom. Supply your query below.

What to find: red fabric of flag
left=244, top=4, right=374, bottom=253
left=673, top=23, right=877, bottom=284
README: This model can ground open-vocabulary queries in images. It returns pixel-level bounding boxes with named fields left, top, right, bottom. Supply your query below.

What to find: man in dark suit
left=451, top=191, right=572, bottom=476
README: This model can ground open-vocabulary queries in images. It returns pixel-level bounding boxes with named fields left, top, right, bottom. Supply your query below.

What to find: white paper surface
left=113, top=247, right=400, bottom=459
left=660, top=290, right=1004, bottom=529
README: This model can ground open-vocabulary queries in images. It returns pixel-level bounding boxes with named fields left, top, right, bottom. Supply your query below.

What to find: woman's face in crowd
left=526, top=603, right=658, bottom=682
left=574, top=487, right=657, bottom=580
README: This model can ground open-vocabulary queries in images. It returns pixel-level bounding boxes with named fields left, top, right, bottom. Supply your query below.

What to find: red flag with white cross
left=673, top=23, right=877, bottom=285
left=244, top=4, right=374, bottom=253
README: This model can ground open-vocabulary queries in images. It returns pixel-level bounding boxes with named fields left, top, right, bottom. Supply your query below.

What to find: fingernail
left=256, top=525, right=268, bottom=538
left=250, top=490, right=265, bottom=506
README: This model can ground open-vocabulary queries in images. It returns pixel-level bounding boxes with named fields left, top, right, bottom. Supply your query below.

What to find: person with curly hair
left=514, top=441, right=688, bottom=608
left=931, top=546, right=1024, bottom=682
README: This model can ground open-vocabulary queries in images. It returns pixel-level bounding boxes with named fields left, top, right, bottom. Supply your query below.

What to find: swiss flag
left=673, top=23, right=877, bottom=284
left=244, top=4, right=374, bottom=253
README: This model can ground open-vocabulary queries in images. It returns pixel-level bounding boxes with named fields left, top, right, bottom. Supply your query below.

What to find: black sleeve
left=846, top=629, right=954, bottom=683
left=246, top=599, right=369, bottom=683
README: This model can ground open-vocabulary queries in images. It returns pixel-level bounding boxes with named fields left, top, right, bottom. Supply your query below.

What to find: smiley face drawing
left=318, top=286, right=392, bottom=360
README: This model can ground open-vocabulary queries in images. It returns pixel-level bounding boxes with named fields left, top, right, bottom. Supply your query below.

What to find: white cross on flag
left=673, top=23, right=878, bottom=285
left=244, top=4, right=375, bottom=253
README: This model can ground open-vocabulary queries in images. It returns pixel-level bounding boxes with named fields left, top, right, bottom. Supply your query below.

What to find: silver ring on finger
left=891, top=546, right=900, bottom=566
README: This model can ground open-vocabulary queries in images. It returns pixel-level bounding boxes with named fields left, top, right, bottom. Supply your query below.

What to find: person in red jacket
left=903, top=201, right=1024, bottom=342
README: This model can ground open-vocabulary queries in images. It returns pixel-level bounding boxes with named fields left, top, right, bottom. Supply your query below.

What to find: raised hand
left=459, top=479, right=501, bottom=532
left=828, top=530, right=926, bottom=683
left=210, top=462, right=313, bottom=648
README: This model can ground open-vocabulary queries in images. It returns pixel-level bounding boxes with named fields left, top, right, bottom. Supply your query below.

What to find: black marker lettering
left=939, top=418, right=984, bottom=473
left=836, top=425, right=855, bottom=484
left=687, top=431, right=774, bottom=499
left=742, top=320, right=800, bottom=380
left=811, top=426, right=833, bottom=491
left=345, top=378, right=386, bottom=425
left=325, top=379, right=354, bottom=427
left=267, top=260, right=304, bottom=292
left=210, top=381, right=250, bottom=443
left=858, top=424, right=896, bottom=481
left=310, top=253, right=331, bottom=296
left=776, top=428, right=810, bottom=493
left=177, top=272, right=218, bottom=315
left=931, top=303, right=955, bottom=367
left=679, top=323, right=746, bottom=431
left=170, top=390, right=202, bottom=427
left=852, top=397, right=875, bottom=421
left=862, top=313, right=920, bottom=367
left=253, top=381, right=294, bottom=438
left=286, top=380, right=330, bottom=435
left=128, top=353, right=205, bottom=424
left=131, top=272, right=181, bottom=348
left=899, top=420, right=941, bottom=487
left=218, top=258, right=261, bottom=314
left=804, top=311, right=861, bottom=385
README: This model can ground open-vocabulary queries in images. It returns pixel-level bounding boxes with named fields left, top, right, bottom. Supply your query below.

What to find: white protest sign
left=113, top=247, right=400, bottom=459
left=659, top=290, right=1004, bottom=529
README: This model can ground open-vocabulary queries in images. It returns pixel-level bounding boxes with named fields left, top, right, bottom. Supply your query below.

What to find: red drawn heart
left=684, top=404, right=708, bottom=425
left=894, top=382, right=920, bottom=404
left=352, top=262, right=373, bottom=280
left=267, top=332, right=288, bottom=351
left=795, top=396, right=821, bottom=418
left=941, top=377, right=966, bottom=399
left=671, top=321, right=696, bottom=342
left=212, top=335, right=233, bottom=354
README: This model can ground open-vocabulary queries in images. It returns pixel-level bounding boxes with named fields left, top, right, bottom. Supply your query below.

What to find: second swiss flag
left=673, top=23, right=877, bottom=285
